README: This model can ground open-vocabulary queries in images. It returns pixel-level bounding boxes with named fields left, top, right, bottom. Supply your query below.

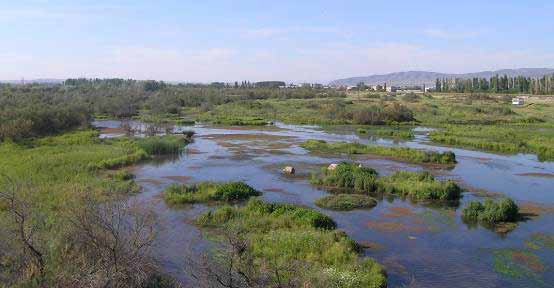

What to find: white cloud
left=244, top=26, right=339, bottom=38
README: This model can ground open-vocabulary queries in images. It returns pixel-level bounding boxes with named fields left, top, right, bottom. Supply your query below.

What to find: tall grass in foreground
left=196, top=198, right=387, bottom=288
left=301, top=140, right=456, bottom=165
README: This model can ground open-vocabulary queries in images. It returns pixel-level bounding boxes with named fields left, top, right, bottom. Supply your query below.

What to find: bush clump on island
left=164, top=181, right=261, bottom=204
left=462, top=198, right=520, bottom=225
left=136, top=135, right=189, bottom=155
left=301, top=140, right=456, bottom=165
left=195, top=198, right=387, bottom=288
left=315, top=194, right=377, bottom=211
left=312, top=162, right=462, bottom=202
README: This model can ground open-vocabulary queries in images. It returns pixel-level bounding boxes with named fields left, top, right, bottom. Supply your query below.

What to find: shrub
left=164, top=182, right=261, bottom=205
left=462, top=198, right=519, bottom=224
left=315, top=194, right=377, bottom=211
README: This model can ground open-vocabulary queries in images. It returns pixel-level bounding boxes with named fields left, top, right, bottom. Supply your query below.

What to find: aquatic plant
left=136, top=135, right=188, bottom=155
left=315, top=194, right=377, bottom=211
left=195, top=199, right=386, bottom=287
left=164, top=181, right=261, bottom=204
left=462, top=198, right=519, bottom=224
left=301, top=140, right=456, bottom=165
left=492, top=249, right=546, bottom=282
left=312, top=163, right=461, bottom=201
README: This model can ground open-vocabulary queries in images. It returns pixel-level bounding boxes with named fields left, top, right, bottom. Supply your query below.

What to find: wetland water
left=94, top=120, right=554, bottom=288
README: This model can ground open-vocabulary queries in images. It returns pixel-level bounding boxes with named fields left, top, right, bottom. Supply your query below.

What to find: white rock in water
left=327, top=163, right=338, bottom=170
left=283, top=166, right=295, bottom=174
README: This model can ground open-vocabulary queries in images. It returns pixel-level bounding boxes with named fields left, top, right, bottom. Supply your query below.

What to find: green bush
left=164, top=182, right=261, bottom=205
left=462, top=198, right=519, bottom=224
left=315, top=194, right=377, bottom=211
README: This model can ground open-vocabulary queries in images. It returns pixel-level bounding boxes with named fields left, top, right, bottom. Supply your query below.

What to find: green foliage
left=356, top=127, right=415, bottom=140
left=136, top=135, right=187, bottom=155
left=301, top=140, right=457, bottom=164
left=430, top=125, right=554, bottom=161
left=311, top=163, right=461, bottom=201
left=462, top=198, right=520, bottom=224
left=196, top=199, right=386, bottom=288
left=315, top=194, right=377, bottom=211
left=164, top=182, right=261, bottom=204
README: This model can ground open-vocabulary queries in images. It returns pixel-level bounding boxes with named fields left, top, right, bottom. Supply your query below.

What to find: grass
left=163, top=182, right=261, bottom=204
left=301, top=140, right=457, bottom=165
left=311, top=162, right=461, bottom=201
left=196, top=198, right=387, bottom=288
left=357, top=127, right=415, bottom=140
left=429, top=125, right=554, bottom=161
left=136, top=135, right=189, bottom=155
left=462, top=198, right=520, bottom=225
left=315, top=194, right=377, bottom=211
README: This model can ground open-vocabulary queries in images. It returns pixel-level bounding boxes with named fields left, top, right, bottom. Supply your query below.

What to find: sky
left=1, top=0, right=554, bottom=83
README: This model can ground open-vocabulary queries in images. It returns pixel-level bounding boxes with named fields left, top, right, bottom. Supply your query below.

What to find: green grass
left=315, top=194, right=377, bottom=211
left=311, top=162, right=461, bottom=201
left=462, top=198, right=519, bottom=224
left=136, top=135, right=189, bottom=155
left=429, top=125, right=554, bottom=161
left=357, top=127, right=415, bottom=140
left=301, top=140, right=456, bottom=165
left=163, top=182, right=261, bottom=204
left=196, top=198, right=387, bottom=288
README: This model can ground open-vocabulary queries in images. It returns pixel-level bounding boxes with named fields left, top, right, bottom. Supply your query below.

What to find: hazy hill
left=329, top=68, right=554, bottom=87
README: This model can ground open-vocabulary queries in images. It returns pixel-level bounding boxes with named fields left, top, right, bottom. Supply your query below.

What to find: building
left=512, top=97, right=524, bottom=105
left=386, top=86, right=398, bottom=92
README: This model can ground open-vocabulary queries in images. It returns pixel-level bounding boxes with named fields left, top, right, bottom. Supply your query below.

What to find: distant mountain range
left=0, top=78, right=64, bottom=84
left=329, top=68, right=554, bottom=87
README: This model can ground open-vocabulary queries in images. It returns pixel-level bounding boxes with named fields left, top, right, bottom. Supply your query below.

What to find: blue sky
left=1, top=0, right=553, bottom=82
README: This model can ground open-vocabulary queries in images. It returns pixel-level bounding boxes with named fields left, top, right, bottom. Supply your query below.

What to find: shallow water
left=95, top=120, right=554, bottom=287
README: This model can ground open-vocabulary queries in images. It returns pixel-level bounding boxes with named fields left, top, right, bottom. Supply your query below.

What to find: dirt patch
left=516, top=172, right=554, bottom=178
left=162, top=176, right=192, bottom=183
left=367, top=220, right=426, bottom=234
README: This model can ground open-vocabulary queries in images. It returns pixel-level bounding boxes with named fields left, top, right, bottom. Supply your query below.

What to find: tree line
left=435, top=74, right=554, bottom=94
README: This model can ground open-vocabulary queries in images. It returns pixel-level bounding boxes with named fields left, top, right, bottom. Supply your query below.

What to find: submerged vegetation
left=312, top=162, right=462, bottom=202
left=196, top=198, right=387, bottom=288
left=301, top=140, right=457, bottom=165
left=315, top=194, right=377, bottom=211
left=164, top=181, right=261, bottom=204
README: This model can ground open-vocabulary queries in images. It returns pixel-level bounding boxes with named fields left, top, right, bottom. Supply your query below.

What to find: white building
left=512, top=97, right=524, bottom=105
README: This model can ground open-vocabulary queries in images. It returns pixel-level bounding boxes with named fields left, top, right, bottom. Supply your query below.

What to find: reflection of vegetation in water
left=492, top=249, right=546, bottom=283
left=315, top=194, right=377, bottom=211
left=301, top=140, right=456, bottom=164
left=196, top=198, right=387, bottom=288
left=164, top=182, right=261, bottom=204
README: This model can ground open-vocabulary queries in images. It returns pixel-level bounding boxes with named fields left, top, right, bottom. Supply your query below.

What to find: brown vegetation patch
left=516, top=172, right=554, bottom=178
left=511, top=251, right=546, bottom=273
left=208, top=155, right=228, bottom=160
left=367, top=220, right=426, bottom=234
left=383, top=206, right=416, bottom=218
left=162, top=176, right=192, bottom=183
left=519, top=202, right=554, bottom=216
